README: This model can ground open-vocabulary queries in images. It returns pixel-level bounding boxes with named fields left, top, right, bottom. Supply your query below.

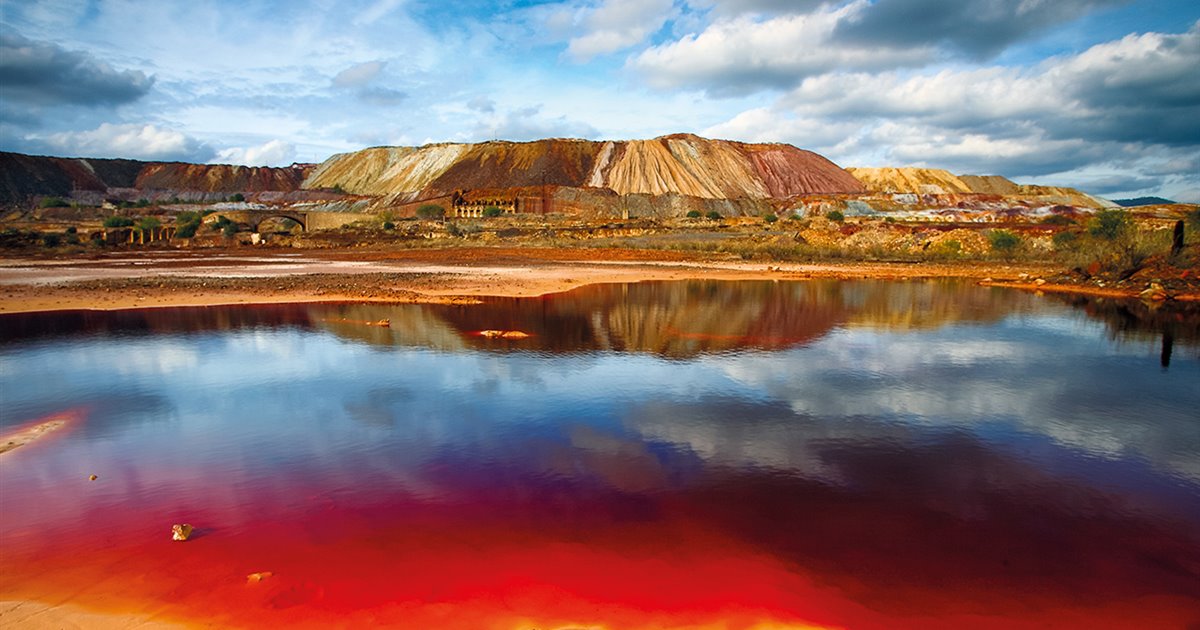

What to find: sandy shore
left=0, top=247, right=1109, bottom=314
left=0, top=600, right=191, bottom=630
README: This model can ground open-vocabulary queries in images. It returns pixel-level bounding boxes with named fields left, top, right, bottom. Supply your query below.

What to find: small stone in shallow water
left=172, top=524, right=194, bottom=541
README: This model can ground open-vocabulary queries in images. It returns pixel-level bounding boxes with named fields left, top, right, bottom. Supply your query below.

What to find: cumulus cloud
left=42, top=123, right=213, bottom=162
left=213, top=139, right=297, bottom=166
left=0, top=31, right=153, bottom=107
left=629, top=1, right=933, bottom=94
left=467, top=96, right=496, bottom=114
left=566, top=0, right=677, bottom=61
left=706, top=22, right=1200, bottom=181
left=832, top=0, right=1128, bottom=59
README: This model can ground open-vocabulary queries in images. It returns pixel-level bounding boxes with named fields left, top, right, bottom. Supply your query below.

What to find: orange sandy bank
left=4, top=247, right=1172, bottom=315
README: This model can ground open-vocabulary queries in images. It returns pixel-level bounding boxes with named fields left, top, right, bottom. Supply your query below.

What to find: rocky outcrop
left=0, top=151, right=311, bottom=204
left=303, top=134, right=866, bottom=201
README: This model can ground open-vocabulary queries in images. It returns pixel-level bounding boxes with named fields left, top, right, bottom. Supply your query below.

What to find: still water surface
left=1, top=280, right=1198, bottom=629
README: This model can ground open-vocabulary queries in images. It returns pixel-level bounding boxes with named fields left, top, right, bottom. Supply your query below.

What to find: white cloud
left=629, top=1, right=933, bottom=93
left=43, top=122, right=212, bottom=161
left=213, top=139, right=297, bottom=166
left=565, top=0, right=677, bottom=61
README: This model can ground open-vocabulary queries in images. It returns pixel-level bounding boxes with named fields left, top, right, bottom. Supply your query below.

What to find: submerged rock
left=171, top=524, right=194, bottom=541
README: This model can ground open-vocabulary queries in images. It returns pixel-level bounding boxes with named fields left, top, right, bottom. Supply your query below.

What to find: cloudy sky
left=1, top=0, right=1198, bottom=200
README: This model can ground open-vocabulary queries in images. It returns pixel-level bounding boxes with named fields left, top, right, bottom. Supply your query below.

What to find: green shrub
left=789, top=213, right=804, bottom=221
left=176, top=222, right=199, bottom=238
left=706, top=211, right=722, bottom=220
left=230, top=193, right=245, bottom=202
left=41, top=233, right=62, bottom=247
left=416, top=204, right=445, bottom=220
left=988, top=229, right=1021, bottom=253
left=1087, top=208, right=1132, bottom=241
left=826, top=210, right=845, bottom=223
left=212, top=215, right=234, bottom=232
left=222, top=222, right=239, bottom=237
left=483, top=206, right=503, bottom=218
left=382, top=221, right=396, bottom=230
left=39, top=197, right=70, bottom=208
left=65, top=226, right=77, bottom=234
left=103, top=216, right=135, bottom=228
left=764, top=213, right=778, bottom=224
left=1041, top=214, right=1075, bottom=226
left=135, top=198, right=150, bottom=208
left=1052, top=231, right=1080, bottom=249
left=686, top=210, right=702, bottom=219
left=137, top=217, right=161, bottom=231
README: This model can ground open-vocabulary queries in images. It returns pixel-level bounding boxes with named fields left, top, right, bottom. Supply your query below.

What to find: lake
left=1, top=280, right=1198, bottom=629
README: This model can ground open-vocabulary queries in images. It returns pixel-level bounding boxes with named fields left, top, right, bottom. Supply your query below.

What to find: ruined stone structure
left=451, top=191, right=518, bottom=218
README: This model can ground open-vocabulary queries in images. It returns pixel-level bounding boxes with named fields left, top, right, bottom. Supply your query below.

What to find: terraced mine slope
left=302, top=134, right=867, bottom=200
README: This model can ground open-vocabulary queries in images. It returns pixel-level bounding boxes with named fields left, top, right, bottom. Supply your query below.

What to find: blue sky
left=1, top=0, right=1198, bottom=201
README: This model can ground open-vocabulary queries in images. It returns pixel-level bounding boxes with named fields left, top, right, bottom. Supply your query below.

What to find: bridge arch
left=249, top=213, right=307, bottom=232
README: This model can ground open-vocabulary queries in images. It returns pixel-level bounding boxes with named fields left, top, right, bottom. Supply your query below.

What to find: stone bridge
left=206, top=209, right=376, bottom=232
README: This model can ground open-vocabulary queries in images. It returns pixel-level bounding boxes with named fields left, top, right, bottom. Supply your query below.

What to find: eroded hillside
left=303, top=134, right=867, bottom=200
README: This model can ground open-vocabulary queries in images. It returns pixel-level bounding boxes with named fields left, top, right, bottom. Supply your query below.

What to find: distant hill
left=1111, top=197, right=1177, bottom=207
left=845, top=167, right=1114, bottom=209
left=0, top=151, right=311, bottom=204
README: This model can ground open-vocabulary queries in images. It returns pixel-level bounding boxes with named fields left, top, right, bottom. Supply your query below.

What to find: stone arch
left=251, top=213, right=307, bottom=232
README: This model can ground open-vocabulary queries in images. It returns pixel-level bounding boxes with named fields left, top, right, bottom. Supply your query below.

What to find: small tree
left=764, top=213, right=778, bottom=224
left=39, top=197, right=70, bottom=208
left=483, top=206, right=503, bottom=218
left=1087, top=208, right=1132, bottom=241
left=686, top=210, right=702, bottom=219
left=137, top=217, right=161, bottom=232
left=416, top=204, right=445, bottom=220
left=103, top=216, right=135, bottom=228
left=988, top=229, right=1020, bottom=254
left=706, top=211, right=722, bottom=220
left=826, top=210, right=845, bottom=223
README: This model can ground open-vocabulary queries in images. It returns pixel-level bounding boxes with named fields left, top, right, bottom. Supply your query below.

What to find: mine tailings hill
left=845, top=167, right=1114, bottom=209
left=302, top=134, right=867, bottom=200
left=0, top=151, right=312, bottom=203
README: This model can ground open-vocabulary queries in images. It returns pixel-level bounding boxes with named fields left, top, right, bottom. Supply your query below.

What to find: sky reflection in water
left=1, top=280, right=1198, bottom=629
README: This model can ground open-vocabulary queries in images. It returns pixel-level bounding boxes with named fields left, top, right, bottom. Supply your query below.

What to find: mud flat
left=0, top=246, right=1142, bottom=314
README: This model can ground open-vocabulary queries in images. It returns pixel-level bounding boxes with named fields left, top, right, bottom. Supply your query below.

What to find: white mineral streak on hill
left=587, top=141, right=615, bottom=188
left=304, top=144, right=469, bottom=196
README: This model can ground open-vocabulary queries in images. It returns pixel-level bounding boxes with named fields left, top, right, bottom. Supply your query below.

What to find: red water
left=3, top=411, right=1199, bottom=630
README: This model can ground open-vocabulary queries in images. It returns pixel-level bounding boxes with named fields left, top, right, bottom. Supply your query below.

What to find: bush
left=222, top=222, right=239, bottom=238
left=686, top=210, right=702, bottom=219
left=764, top=213, right=778, bottom=224
left=382, top=221, right=395, bottom=230
left=41, top=233, right=62, bottom=247
left=826, top=210, right=845, bottom=223
left=988, top=229, right=1021, bottom=253
left=1052, top=231, right=1080, bottom=249
left=212, top=215, right=234, bottom=232
left=230, top=193, right=245, bottom=202
left=1087, top=208, right=1132, bottom=241
left=176, top=222, right=199, bottom=238
left=39, top=197, right=70, bottom=208
left=66, top=226, right=77, bottom=234
left=483, top=206, right=503, bottom=218
left=103, top=216, right=135, bottom=228
left=706, top=211, right=722, bottom=220
left=1041, top=214, right=1075, bottom=226
left=416, top=204, right=445, bottom=220
left=137, top=217, right=161, bottom=232
left=790, top=213, right=804, bottom=221
left=135, top=198, right=150, bottom=208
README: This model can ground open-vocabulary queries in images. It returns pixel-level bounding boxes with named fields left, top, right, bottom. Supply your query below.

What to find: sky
left=1, top=0, right=1198, bottom=201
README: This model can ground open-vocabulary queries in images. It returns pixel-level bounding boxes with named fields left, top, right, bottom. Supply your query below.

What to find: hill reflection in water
left=1, top=280, right=1198, bottom=629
